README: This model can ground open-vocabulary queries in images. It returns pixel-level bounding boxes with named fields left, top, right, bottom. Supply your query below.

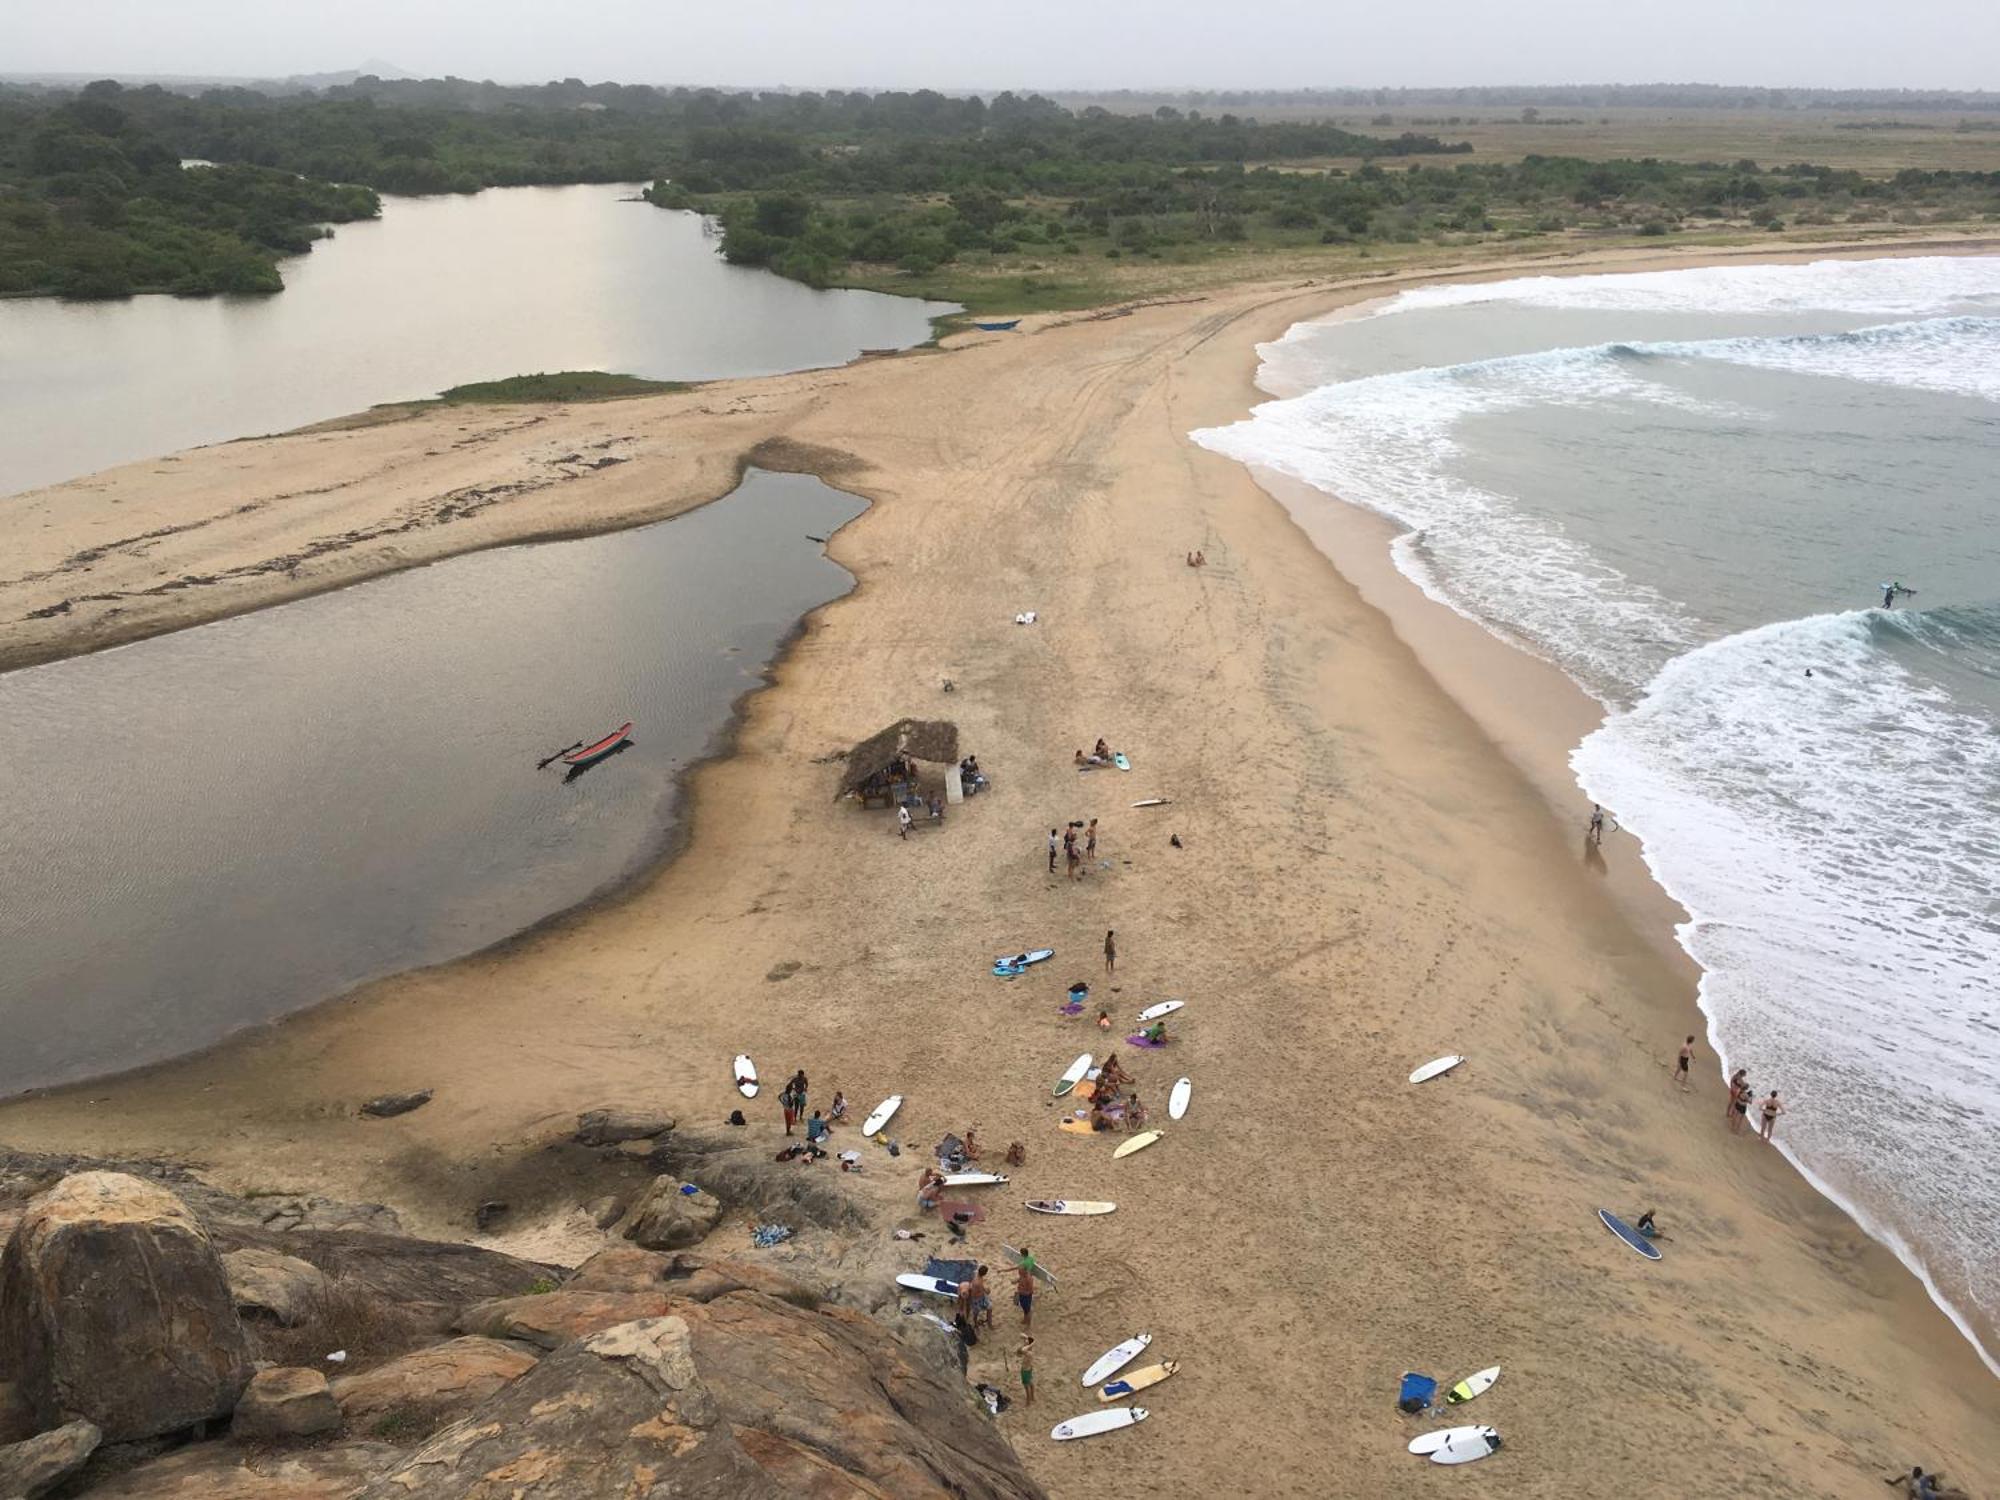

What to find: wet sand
left=2, top=233, right=1997, bottom=1497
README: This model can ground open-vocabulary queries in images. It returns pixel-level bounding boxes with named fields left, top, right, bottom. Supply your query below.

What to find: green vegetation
left=432, top=371, right=688, bottom=403
left=3, top=74, right=1996, bottom=307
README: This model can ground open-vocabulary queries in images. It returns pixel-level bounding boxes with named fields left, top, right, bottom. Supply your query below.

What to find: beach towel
left=1398, top=1372, right=1438, bottom=1413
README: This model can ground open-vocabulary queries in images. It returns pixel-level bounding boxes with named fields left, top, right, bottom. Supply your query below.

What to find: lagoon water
left=1195, top=255, right=2000, bottom=1370
left=0, top=470, right=864, bottom=1095
left=0, top=183, right=953, bottom=497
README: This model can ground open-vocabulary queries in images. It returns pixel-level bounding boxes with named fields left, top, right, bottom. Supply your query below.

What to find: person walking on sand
left=1085, top=818, right=1099, bottom=863
left=1759, top=1089, right=1786, bottom=1141
left=1104, top=929, right=1117, bottom=975
left=1588, top=804, right=1607, bottom=845
left=1014, top=1260, right=1037, bottom=1330
left=1048, top=828, right=1058, bottom=874
left=1676, top=1035, right=1697, bottom=1092
left=1015, top=1335, right=1036, bottom=1407
left=897, top=803, right=912, bottom=840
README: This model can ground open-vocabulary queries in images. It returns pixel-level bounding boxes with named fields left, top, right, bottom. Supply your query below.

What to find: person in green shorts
left=1015, top=1335, right=1035, bottom=1407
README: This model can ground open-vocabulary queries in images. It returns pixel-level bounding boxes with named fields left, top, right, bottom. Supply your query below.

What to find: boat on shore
left=973, top=318, right=1021, bottom=332
left=564, top=722, right=633, bottom=770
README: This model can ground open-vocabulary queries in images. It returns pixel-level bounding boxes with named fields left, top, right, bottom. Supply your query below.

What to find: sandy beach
left=3, top=232, right=1998, bottom=1496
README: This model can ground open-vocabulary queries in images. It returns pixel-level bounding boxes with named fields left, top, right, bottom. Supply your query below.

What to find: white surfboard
left=1052, top=1406, right=1146, bottom=1441
left=1168, top=1077, right=1192, bottom=1120
left=1001, top=1243, right=1055, bottom=1287
left=1408, top=1054, right=1465, bottom=1085
left=894, top=1273, right=959, bottom=1299
left=1130, top=798, right=1171, bottom=808
left=1081, top=1333, right=1152, bottom=1386
left=1113, top=752, right=1131, bottom=771
left=1054, top=1052, right=1094, bottom=1097
left=1431, top=1428, right=1502, bottom=1466
left=1408, top=1425, right=1496, bottom=1457
left=1447, top=1366, right=1500, bottom=1405
left=1025, top=1198, right=1115, bottom=1216
left=1112, top=1129, right=1162, bottom=1159
left=994, top=947, right=1054, bottom=973
left=1135, top=999, right=1184, bottom=1023
left=940, top=1171, right=1009, bottom=1187
left=733, top=1056, right=758, bottom=1098
left=862, top=1095, right=902, bottom=1137
left=1098, top=1360, right=1178, bottom=1401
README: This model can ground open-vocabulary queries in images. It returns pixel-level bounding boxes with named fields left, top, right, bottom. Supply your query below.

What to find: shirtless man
left=966, top=1264, right=994, bottom=1329
left=1675, top=1035, right=1696, bottom=1092
left=1015, top=1263, right=1037, bottom=1330
left=1015, top=1335, right=1037, bottom=1406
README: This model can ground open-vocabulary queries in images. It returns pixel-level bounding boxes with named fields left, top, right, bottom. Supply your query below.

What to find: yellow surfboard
left=1097, top=1359, right=1179, bottom=1401
left=1112, top=1129, right=1163, bottom=1159
left=1058, top=1118, right=1097, bottom=1136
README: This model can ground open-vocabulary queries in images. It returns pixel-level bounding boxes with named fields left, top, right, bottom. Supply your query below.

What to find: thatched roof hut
left=838, top=718, right=960, bottom=799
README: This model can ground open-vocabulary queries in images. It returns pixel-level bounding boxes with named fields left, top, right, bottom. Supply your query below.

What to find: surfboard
left=1447, top=1366, right=1500, bottom=1404
left=1168, top=1077, right=1191, bottom=1120
left=1408, top=1425, right=1497, bottom=1457
left=1408, top=1054, right=1464, bottom=1084
left=1431, top=1428, right=1502, bottom=1466
left=861, top=1095, right=902, bottom=1137
left=1112, top=1129, right=1162, bottom=1159
left=1054, top=1052, right=1095, bottom=1096
left=1135, top=1000, right=1184, bottom=1023
left=1081, top=1333, right=1152, bottom=1386
left=1051, top=1406, right=1146, bottom=1441
left=940, top=1171, right=1009, bottom=1187
left=1058, top=1118, right=1097, bottom=1136
left=733, top=1056, right=758, bottom=1098
left=1001, top=1243, right=1055, bottom=1287
left=1113, top=753, right=1131, bottom=771
left=1099, top=1360, right=1177, bottom=1400
left=1130, top=798, right=1171, bottom=808
left=993, top=948, right=1054, bottom=976
left=1599, top=1209, right=1662, bottom=1260
left=1025, top=1198, right=1115, bottom=1216
left=895, top=1273, right=959, bottom=1299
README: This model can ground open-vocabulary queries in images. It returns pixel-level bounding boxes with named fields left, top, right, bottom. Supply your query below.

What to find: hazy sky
left=10, top=0, right=1998, bottom=91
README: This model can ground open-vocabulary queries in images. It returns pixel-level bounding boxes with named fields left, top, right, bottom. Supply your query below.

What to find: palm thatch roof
left=837, top=718, right=960, bottom=797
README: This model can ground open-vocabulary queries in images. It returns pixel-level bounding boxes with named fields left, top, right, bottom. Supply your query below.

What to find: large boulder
left=222, top=1247, right=328, bottom=1326
left=0, top=1172, right=251, bottom=1441
left=622, top=1177, right=722, bottom=1251
left=209, top=1223, right=555, bottom=1324
left=230, top=1367, right=342, bottom=1441
left=453, top=1289, right=671, bottom=1351
left=0, top=1419, right=100, bottom=1498
left=81, top=1439, right=400, bottom=1498
left=574, top=1108, right=676, bottom=1148
left=0, top=1378, right=32, bottom=1443
left=329, top=1336, right=536, bottom=1430
left=359, top=1289, right=1043, bottom=1498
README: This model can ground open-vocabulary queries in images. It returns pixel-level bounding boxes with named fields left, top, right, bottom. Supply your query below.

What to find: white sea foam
left=1366, top=254, right=2000, bottom=320
left=1574, top=613, right=2000, bottom=1372
left=1651, top=316, right=2000, bottom=404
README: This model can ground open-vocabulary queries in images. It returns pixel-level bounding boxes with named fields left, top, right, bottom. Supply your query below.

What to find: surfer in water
left=1882, top=581, right=1916, bottom=609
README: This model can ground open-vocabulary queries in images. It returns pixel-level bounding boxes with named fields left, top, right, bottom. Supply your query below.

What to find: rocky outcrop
left=210, top=1223, right=554, bottom=1323
left=644, top=1131, right=869, bottom=1230
left=222, top=1247, right=328, bottom=1326
left=0, top=1419, right=100, bottom=1498
left=574, top=1108, right=676, bottom=1148
left=622, top=1177, right=722, bottom=1251
left=328, top=1336, right=536, bottom=1430
left=454, top=1289, right=672, bottom=1350
left=82, top=1440, right=401, bottom=1499
left=360, top=1298, right=1041, bottom=1499
left=0, top=1172, right=250, bottom=1441
left=359, top=1090, right=431, bottom=1119
left=0, top=1378, right=32, bottom=1443
left=230, top=1368, right=341, bottom=1441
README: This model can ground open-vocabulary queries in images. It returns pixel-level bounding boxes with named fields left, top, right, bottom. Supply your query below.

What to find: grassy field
left=430, top=372, right=691, bottom=403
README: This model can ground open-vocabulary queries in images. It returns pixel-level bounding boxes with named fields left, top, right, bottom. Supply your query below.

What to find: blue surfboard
left=1599, top=1209, right=1662, bottom=1261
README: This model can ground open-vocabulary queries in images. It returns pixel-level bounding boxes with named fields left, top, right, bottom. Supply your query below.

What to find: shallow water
left=0, top=469, right=864, bottom=1094
left=0, top=183, right=954, bottom=496
left=1195, top=255, right=2000, bottom=1371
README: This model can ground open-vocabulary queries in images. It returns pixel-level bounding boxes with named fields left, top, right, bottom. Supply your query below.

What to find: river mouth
left=0, top=468, right=865, bottom=1096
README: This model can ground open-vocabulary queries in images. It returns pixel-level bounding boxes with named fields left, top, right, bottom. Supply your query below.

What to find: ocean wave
left=1573, top=611, right=2000, bottom=1370
left=1366, top=254, right=2000, bottom=320
left=1650, top=315, right=2000, bottom=403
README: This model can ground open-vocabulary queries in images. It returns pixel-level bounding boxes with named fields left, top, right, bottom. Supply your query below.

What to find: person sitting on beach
left=1089, top=1098, right=1113, bottom=1132
left=1096, top=1009, right=1113, bottom=1030
left=1142, top=1021, right=1168, bottom=1045
left=962, top=1128, right=983, bottom=1162
left=1098, top=1053, right=1131, bottom=1092
left=1126, top=1092, right=1148, bottom=1132
left=828, top=1091, right=848, bottom=1125
left=1094, top=738, right=1113, bottom=761
left=805, top=1110, right=830, bottom=1147
left=1635, top=1209, right=1660, bottom=1239
left=1884, top=1467, right=1963, bottom=1500
left=917, top=1169, right=944, bottom=1212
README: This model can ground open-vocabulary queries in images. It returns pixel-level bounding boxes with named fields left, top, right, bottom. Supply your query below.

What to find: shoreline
left=3, top=234, right=1997, bottom=1495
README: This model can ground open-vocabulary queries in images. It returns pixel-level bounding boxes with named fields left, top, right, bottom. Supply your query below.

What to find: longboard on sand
left=1052, top=1406, right=1146, bottom=1441
left=1112, top=1130, right=1163, bottom=1159
left=1135, top=1000, right=1184, bottom=1024
left=994, top=947, right=1054, bottom=977
left=1448, top=1366, right=1500, bottom=1405
left=1131, top=798, right=1171, bottom=808
left=895, top=1273, right=959, bottom=1299
left=1409, top=1425, right=1498, bottom=1458
left=1001, top=1243, right=1055, bottom=1287
left=1599, top=1209, right=1662, bottom=1261
left=1081, top=1333, right=1152, bottom=1386
left=1099, top=1360, right=1177, bottom=1400
left=1168, top=1077, right=1192, bottom=1120
left=862, top=1095, right=902, bottom=1137
left=940, top=1171, right=1009, bottom=1187
left=1054, top=1052, right=1094, bottom=1097
left=1431, top=1428, right=1502, bottom=1466
left=733, top=1056, right=759, bottom=1098
left=1025, top=1198, right=1115, bottom=1216
left=1408, top=1054, right=1464, bottom=1085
